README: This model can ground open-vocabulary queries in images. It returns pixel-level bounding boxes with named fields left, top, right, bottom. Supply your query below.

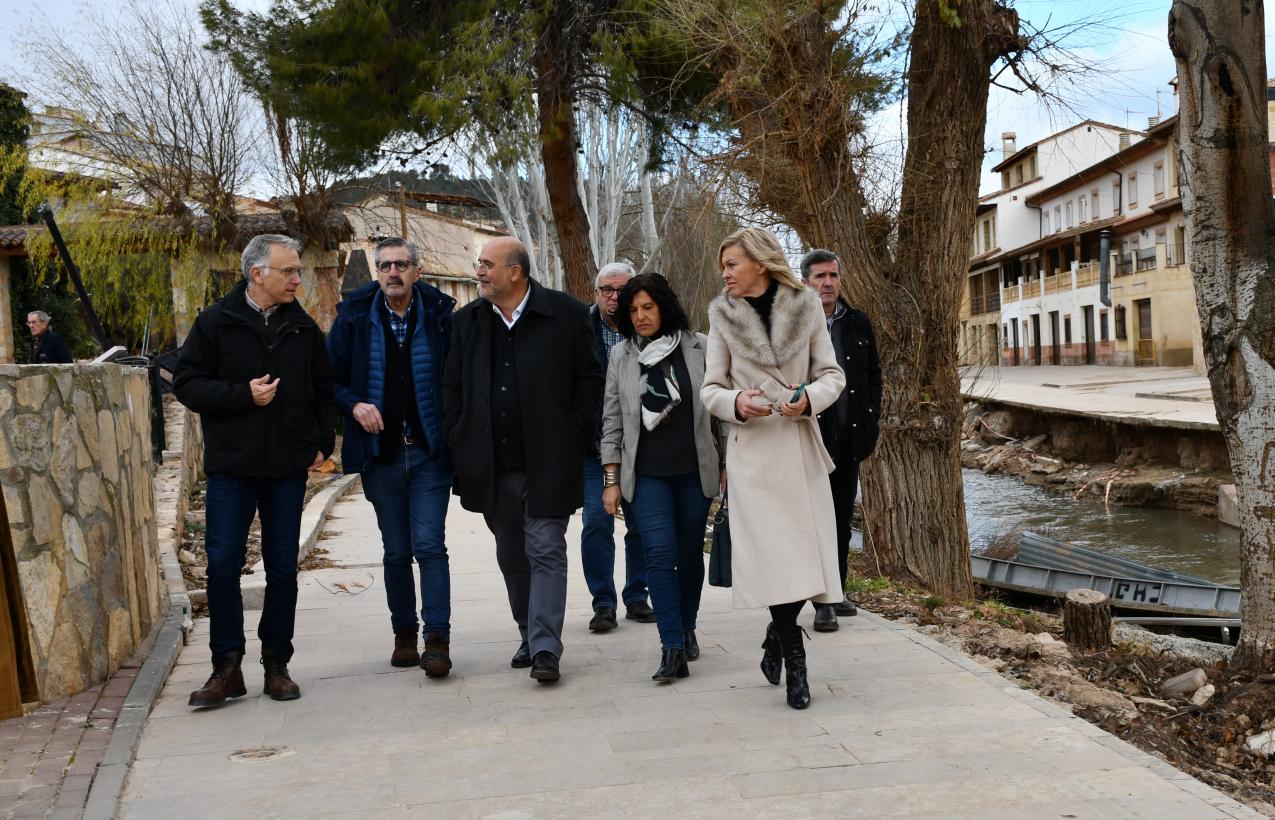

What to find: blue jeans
left=629, top=472, right=711, bottom=650
left=205, top=471, right=308, bottom=661
left=360, top=445, right=453, bottom=636
left=582, top=454, right=647, bottom=611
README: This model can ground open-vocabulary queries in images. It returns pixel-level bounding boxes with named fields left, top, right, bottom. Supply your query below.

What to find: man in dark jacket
left=581, top=261, right=651, bottom=633
left=27, top=311, right=73, bottom=363
left=328, top=238, right=456, bottom=677
left=442, top=236, right=603, bottom=684
left=175, top=234, right=336, bottom=708
left=800, top=249, right=883, bottom=633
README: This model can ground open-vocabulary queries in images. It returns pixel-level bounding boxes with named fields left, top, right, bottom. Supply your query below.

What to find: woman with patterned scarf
left=599, top=273, right=724, bottom=683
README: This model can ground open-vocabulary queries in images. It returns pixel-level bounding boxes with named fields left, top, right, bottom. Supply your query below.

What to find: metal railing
left=1136, top=248, right=1158, bottom=272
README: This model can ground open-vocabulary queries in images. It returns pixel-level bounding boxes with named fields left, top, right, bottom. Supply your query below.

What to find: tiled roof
left=0, top=226, right=28, bottom=247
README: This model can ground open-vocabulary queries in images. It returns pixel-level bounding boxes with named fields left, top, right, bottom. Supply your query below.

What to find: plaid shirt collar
left=826, top=299, right=847, bottom=330
left=598, top=314, right=624, bottom=361
left=383, top=290, right=416, bottom=348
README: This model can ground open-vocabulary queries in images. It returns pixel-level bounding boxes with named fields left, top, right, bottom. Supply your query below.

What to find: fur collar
left=707, top=284, right=824, bottom=368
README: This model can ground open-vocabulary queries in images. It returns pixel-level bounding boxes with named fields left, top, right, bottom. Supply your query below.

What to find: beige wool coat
left=701, top=284, right=846, bottom=609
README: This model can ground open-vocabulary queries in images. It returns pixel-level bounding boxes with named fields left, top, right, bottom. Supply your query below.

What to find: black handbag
left=708, top=495, right=732, bottom=587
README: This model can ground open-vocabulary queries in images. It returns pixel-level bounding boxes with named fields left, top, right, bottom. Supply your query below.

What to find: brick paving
left=0, top=655, right=144, bottom=819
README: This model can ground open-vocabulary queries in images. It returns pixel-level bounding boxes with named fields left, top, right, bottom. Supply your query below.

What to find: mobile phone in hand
left=789, top=383, right=806, bottom=403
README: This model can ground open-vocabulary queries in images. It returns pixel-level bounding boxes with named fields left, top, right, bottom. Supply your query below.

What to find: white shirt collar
left=491, top=284, right=532, bottom=330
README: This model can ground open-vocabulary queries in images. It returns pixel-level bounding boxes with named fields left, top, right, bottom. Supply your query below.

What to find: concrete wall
left=0, top=364, right=163, bottom=702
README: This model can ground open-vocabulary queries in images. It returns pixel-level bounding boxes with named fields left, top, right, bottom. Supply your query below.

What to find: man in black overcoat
left=442, top=236, right=603, bottom=683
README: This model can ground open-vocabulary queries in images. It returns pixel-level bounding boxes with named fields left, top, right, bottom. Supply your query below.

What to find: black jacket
left=817, top=300, right=882, bottom=463
left=442, top=279, right=604, bottom=518
left=174, top=281, right=337, bottom=478
left=31, top=329, right=73, bottom=364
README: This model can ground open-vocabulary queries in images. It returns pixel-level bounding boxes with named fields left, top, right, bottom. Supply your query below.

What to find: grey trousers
left=483, top=471, right=569, bottom=658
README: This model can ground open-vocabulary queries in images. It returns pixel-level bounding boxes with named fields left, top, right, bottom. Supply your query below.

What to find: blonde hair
left=718, top=228, right=804, bottom=291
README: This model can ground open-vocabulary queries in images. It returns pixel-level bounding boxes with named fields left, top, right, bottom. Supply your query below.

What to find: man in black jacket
left=800, top=249, right=883, bottom=633
left=27, top=311, right=73, bottom=363
left=175, top=234, right=336, bottom=707
left=442, top=236, right=603, bottom=684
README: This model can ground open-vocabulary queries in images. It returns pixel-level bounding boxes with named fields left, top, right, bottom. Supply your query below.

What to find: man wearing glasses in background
left=581, top=261, right=652, bottom=633
left=442, top=236, right=602, bottom=684
left=176, top=234, right=336, bottom=708
left=328, top=238, right=457, bottom=677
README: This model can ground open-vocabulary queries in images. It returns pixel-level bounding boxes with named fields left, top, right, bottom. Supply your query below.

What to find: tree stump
left=1063, top=589, right=1113, bottom=651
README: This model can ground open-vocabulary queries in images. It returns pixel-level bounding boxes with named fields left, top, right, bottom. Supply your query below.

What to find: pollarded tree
left=623, top=0, right=1025, bottom=597
left=1169, top=0, right=1275, bottom=670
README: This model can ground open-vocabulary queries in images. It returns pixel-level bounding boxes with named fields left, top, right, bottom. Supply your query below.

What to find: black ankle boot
left=684, top=630, right=700, bottom=661
left=760, top=622, right=782, bottom=686
left=779, top=626, right=811, bottom=709
left=652, top=648, right=689, bottom=682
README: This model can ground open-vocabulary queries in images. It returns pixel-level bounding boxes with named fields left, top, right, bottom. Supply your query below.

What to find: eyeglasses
left=377, top=259, right=413, bottom=272
left=264, top=266, right=305, bottom=279
left=597, top=286, right=622, bottom=298
left=474, top=260, right=501, bottom=272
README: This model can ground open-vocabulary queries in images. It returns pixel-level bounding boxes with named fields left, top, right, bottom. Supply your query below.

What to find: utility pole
left=396, top=181, right=408, bottom=240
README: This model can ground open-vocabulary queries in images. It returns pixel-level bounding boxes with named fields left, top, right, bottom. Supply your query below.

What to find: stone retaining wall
left=0, top=364, right=163, bottom=702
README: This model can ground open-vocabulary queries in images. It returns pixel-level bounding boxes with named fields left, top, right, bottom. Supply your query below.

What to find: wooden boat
left=971, top=531, right=1240, bottom=618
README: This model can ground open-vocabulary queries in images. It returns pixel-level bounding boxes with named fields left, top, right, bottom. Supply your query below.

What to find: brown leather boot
left=421, top=632, right=452, bottom=678
left=262, top=653, right=301, bottom=701
left=189, top=651, right=247, bottom=708
left=391, top=628, right=420, bottom=667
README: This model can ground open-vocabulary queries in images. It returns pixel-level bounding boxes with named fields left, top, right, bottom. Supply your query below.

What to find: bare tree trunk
left=1170, top=0, right=1275, bottom=671
left=699, top=0, right=1019, bottom=596
left=534, top=5, right=596, bottom=300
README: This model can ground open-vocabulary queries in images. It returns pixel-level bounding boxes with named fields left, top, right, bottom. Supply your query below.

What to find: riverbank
left=848, top=565, right=1275, bottom=818
left=959, top=365, right=1235, bottom=522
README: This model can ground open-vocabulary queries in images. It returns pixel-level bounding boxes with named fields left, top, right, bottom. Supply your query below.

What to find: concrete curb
left=241, top=473, right=360, bottom=610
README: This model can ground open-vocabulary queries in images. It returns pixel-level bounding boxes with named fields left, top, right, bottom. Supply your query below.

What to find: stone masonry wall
left=0, top=364, right=163, bottom=702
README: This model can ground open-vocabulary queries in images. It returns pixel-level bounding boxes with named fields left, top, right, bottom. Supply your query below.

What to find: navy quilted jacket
left=328, top=280, right=455, bottom=472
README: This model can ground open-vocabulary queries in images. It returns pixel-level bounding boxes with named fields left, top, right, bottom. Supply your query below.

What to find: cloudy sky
left=2, top=0, right=1272, bottom=198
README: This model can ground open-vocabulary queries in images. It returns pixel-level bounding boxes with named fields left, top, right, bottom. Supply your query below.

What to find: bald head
left=477, top=236, right=531, bottom=312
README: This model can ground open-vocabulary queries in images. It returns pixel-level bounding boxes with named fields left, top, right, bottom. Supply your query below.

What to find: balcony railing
left=1116, top=253, right=1135, bottom=277
left=1075, top=262, right=1099, bottom=288
left=1136, top=248, right=1158, bottom=272
left=967, top=292, right=1001, bottom=316
left=1043, top=272, right=1068, bottom=294
left=1168, top=242, right=1186, bottom=267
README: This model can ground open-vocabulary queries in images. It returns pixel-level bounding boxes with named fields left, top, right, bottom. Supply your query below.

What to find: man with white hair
left=175, top=234, right=336, bottom=708
left=27, top=310, right=73, bottom=363
left=581, top=261, right=652, bottom=632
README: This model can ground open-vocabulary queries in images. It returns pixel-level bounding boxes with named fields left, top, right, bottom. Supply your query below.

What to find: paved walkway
left=960, top=365, right=1219, bottom=431
left=119, top=492, right=1258, bottom=819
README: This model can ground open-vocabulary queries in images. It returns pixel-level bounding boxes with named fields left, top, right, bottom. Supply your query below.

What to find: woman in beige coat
left=701, top=227, right=846, bottom=710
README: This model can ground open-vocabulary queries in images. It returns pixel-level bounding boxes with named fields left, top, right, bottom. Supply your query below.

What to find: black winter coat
left=31, top=329, right=73, bottom=364
left=174, top=281, right=337, bottom=478
left=816, top=300, right=882, bottom=464
left=442, top=279, right=603, bottom=518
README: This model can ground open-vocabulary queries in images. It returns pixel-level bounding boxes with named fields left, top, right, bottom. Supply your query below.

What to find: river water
left=962, top=468, right=1242, bottom=587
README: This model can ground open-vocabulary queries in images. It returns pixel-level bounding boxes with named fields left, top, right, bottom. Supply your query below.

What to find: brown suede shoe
left=262, top=655, right=301, bottom=701
left=189, top=651, right=247, bottom=708
left=391, top=628, right=420, bottom=668
left=421, top=632, right=452, bottom=678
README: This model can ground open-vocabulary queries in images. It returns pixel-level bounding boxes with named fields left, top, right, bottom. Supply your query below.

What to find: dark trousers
left=361, top=444, right=453, bottom=636
left=829, top=456, right=860, bottom=591
left=629, top=472, right=711, bottom=650
left=581, top=454, right=647, bottom=611
left=204, top=471, right=307, bottom=661
left=483, top=471, right=569, bottom=658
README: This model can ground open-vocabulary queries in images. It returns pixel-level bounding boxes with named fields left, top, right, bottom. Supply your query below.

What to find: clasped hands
left=734, top=384, right=809, bottom=419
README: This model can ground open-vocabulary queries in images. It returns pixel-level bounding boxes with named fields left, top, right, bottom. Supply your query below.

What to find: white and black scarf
left=637, top=333, right=682, bottom=431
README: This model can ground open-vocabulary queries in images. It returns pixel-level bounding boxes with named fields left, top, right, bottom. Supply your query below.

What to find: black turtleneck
left=744, top=278, right=780, bottom=334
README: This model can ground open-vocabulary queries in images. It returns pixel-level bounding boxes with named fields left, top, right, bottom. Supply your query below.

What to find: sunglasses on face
left=377, top=260, right=413, bottom=272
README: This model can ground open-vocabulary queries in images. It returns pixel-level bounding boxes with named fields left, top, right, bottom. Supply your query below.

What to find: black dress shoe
left=530, top=651, right=560, bottom=683
left=589, top=608, right=618, bottom=632
left=511, top=641, right=532, bottom=668
left=834, top=597, right=858, bottom=617
left=813, top=604, right=839, bottom=632
left=652, top=648, right=689, bottom=682
left=624, top=601, right=656, bottom=623
left=683, top=630, right=700, bottom=661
